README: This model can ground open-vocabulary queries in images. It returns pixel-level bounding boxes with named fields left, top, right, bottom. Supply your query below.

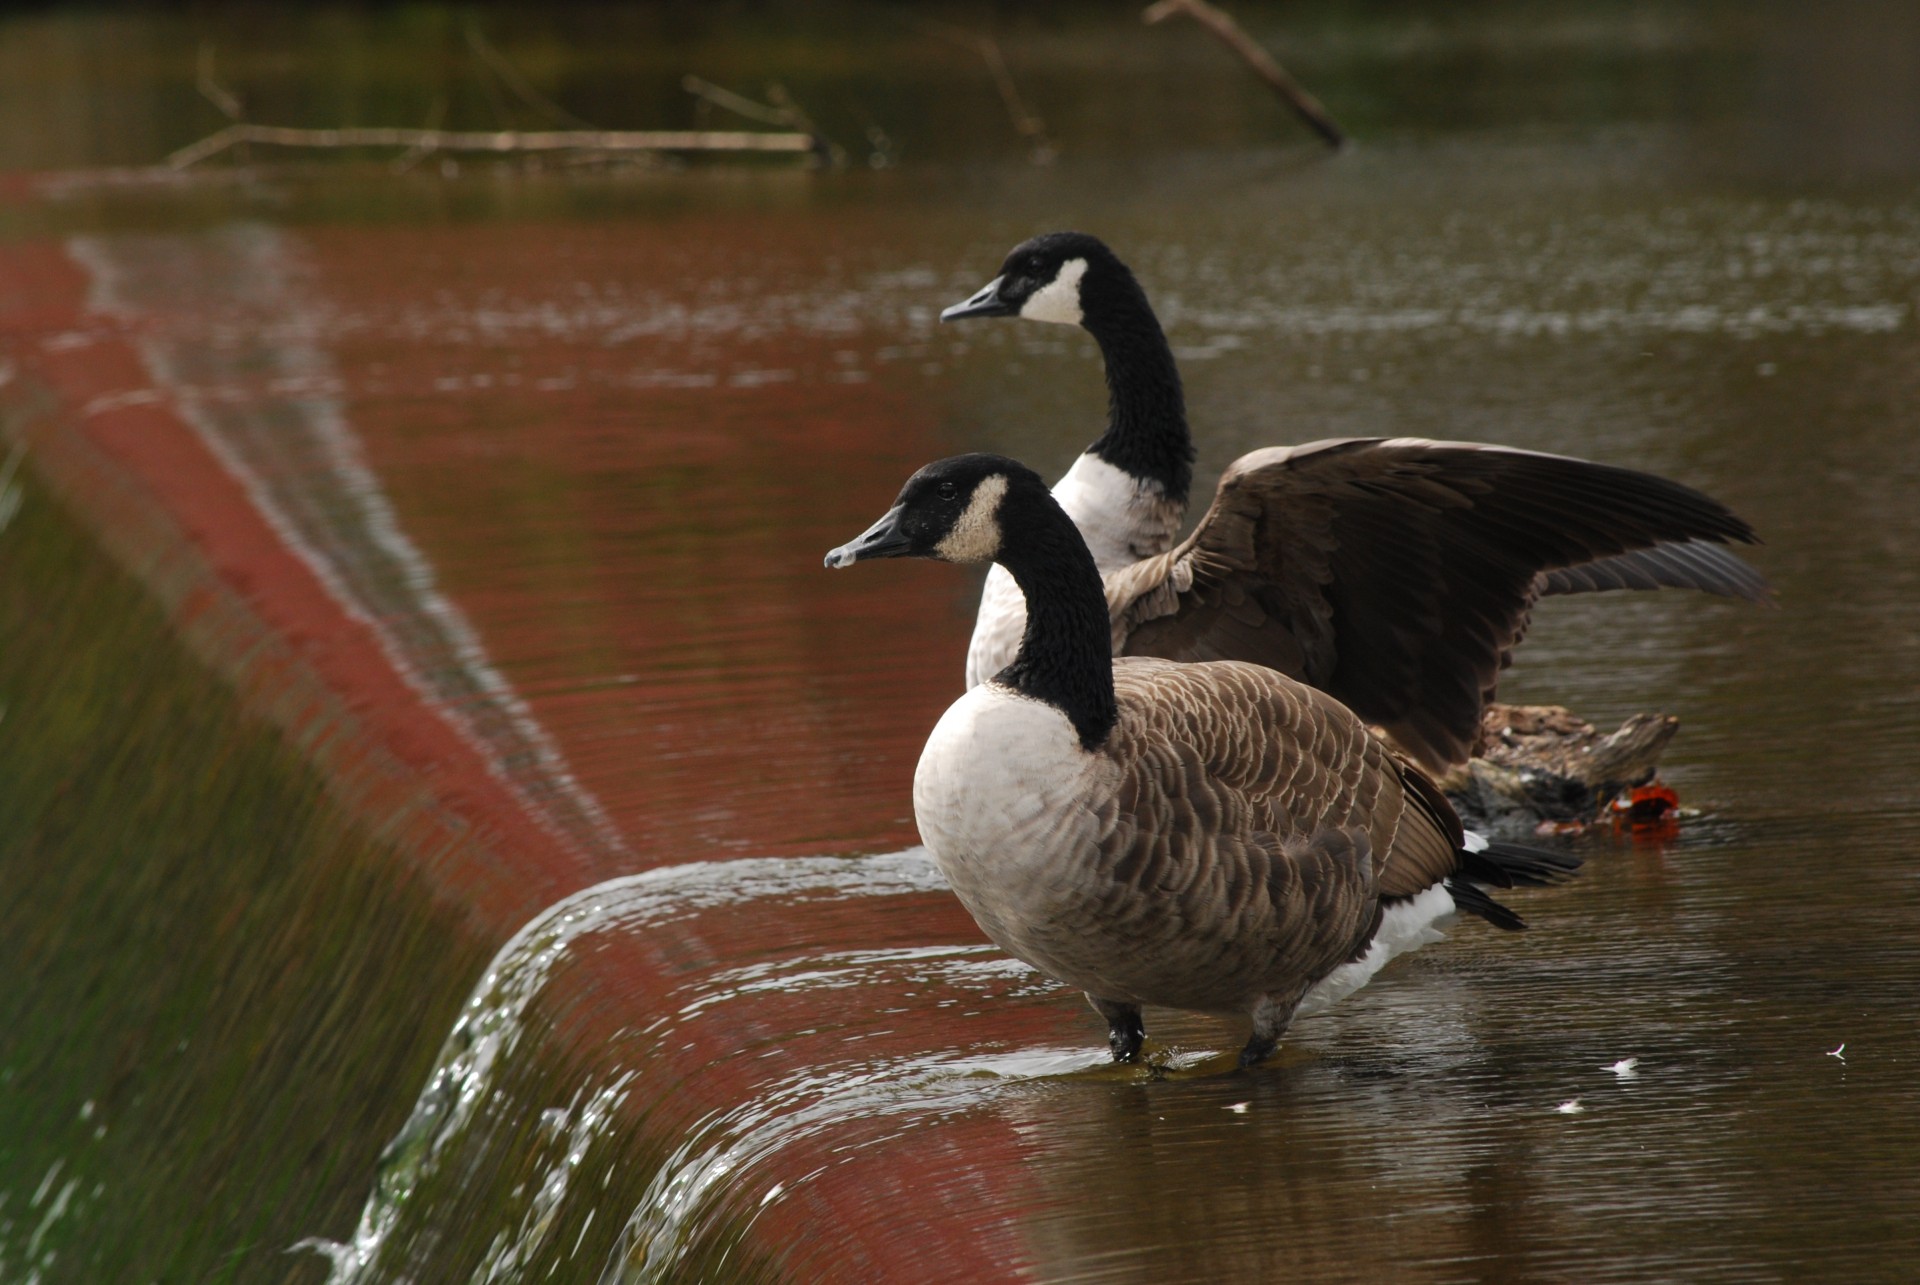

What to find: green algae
left=0, top=464, right=487, bottom=1279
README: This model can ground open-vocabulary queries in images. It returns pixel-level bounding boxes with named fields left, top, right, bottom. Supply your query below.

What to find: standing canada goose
left=942, top=232, right=1770, bottom=773
left=826, top=454, right=1578, bottom=1067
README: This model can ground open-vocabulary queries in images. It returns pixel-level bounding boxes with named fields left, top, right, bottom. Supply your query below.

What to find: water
left=1, top=3, right=1917, bottom=1281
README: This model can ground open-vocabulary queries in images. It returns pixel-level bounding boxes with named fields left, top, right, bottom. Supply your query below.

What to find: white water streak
left=66, top=226, right=628, bottom=862
left=299, top=850, right=955, bottom=1283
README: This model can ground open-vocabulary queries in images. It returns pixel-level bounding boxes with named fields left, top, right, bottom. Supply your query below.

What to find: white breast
left=1050, top=453, right=1172, bottom=571
left=913, top=683, right=1111, bottom=957
left=964, top=565, right=1026, bottom=688
left=964, top=453, right=1181, bottom=687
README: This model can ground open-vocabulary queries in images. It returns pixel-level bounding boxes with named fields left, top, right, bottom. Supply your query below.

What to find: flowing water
left=2, top=4, right=1918, bottom=1281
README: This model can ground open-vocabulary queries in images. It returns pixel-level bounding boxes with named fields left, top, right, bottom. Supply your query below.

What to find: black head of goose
left=942, top=231, right=1195, bottom=512
left=942, top=233, right=1774, bottom=773
left=827, top=454, right=1579, bottom=1068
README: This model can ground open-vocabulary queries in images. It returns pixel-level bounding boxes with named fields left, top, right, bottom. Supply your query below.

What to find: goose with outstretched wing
left=944, top=232, right=1769, bottom=773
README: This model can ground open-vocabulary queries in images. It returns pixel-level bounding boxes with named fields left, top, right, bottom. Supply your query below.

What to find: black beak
left=939, top=276, right=1014, bottom=322
left=824, top=505, right=912, bottom=568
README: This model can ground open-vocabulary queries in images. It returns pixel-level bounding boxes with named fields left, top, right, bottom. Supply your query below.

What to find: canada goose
left=826, top=454, right=1578, bottom=1067
left=942, top=232, right=1770, bottom=773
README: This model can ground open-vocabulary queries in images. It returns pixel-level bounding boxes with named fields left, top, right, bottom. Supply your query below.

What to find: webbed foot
left=1090, top=997, right=1145, bottom=1062
left=1240, top=992, right=1300, bottom=1069
left=1237, top=1032, right=1279, bottom=1068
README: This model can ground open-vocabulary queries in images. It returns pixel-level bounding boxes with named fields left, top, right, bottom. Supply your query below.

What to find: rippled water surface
left=2, top=4, right=1917, bottom=1282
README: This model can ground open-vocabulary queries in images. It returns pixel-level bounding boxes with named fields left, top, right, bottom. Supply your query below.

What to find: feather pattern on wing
left=1111, top=438, right=1769, bottom=771
left=1535, top=539, right=1772, bottom=600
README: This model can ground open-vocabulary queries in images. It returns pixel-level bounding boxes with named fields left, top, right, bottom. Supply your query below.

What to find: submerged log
left=1437, top=703, right=1683, bottom=833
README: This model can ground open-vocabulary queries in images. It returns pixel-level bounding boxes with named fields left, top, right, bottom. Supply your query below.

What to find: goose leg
left=1239, top=993, right=1302, bottom=1068
left=1090, top=996, right=1145, bottom=1062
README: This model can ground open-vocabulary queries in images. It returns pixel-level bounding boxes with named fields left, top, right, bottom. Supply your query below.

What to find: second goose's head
left=823, top=454, right=1044, bottom=570
left=939, top=233, right=1190, bottom=504
left=940, top=232, right=1139, bottom=331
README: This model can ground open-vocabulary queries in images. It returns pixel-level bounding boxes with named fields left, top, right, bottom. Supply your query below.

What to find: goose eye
left=936, top=481, right=959, bottom=500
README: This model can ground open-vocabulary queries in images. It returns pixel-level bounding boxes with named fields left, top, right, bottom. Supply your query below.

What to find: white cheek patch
left=935, top=474, right=1010, bottom=563
left=1019, top=257, right=1088, bottom=326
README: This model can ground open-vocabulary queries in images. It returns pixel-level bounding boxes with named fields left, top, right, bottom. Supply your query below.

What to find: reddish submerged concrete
left=0, top=215, right=1055, bottom=1279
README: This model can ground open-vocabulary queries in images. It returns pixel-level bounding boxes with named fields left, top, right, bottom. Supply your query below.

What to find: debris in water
left=1225, top=1101, right=1250, bottom=1114
left=1827, top=1043, right=1846, bottom=1063
left=1605, top=1058, right=1640, bottom=1079
left=1611, top=782, right=1682, bottom=840
left=1555, top=1099, right=1585, bottom=1115
left=1443, top=704, right=1690, bottom=833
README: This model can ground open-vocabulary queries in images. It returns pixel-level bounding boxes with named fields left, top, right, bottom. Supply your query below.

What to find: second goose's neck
left=994, top=493, right=1118, bottom=750
left=1084, top=283, right=1192, bottom=506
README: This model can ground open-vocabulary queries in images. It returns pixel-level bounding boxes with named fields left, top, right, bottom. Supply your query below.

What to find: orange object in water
left=1612, top=781, right=1682, bottom=840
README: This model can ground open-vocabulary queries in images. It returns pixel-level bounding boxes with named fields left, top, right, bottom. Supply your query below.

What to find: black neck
left=992, top=489, right=1119, bottom=750
left=1083, top=271, right=1192, bottom=504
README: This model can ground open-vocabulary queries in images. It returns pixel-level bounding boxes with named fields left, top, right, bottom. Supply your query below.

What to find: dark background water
left=1, top=3, right=1916, bottom=1281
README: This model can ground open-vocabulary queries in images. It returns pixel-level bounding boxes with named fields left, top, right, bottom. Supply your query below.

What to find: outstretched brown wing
left=1535, top=539, right=1771, bottom=600
left=1113, top=437, right=1768, bottom=772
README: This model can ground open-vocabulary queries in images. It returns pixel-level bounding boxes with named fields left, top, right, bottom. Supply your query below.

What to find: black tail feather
left=1447, top=839, right=1580, bottom=932
left=1460, top=840, right=1582, bottom=889
left=1446, top=877, right=1529, bottom=932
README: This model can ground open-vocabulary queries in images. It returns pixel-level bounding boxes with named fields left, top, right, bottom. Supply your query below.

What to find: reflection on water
left=2, top=3, right=1919, bottom=1282
left=72, top=223, right=632, bottom=866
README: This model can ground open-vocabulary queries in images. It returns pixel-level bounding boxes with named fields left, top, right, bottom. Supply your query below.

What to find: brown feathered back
left=1005, top=657, right=1467, bottom=1013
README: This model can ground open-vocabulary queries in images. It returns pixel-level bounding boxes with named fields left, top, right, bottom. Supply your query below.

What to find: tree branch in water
left=1143, top=0, right=1346, bottom=150
left=167, top=124, right=826, bottom=170
left=905, top=15, right=1056, bottom=165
